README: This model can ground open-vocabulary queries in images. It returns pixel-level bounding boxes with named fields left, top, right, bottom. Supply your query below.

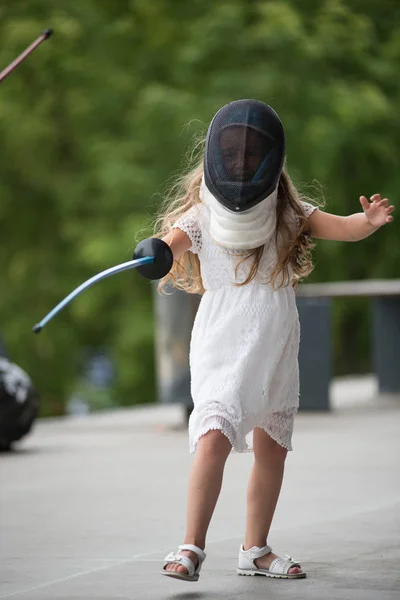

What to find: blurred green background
left=0, top=0, right=399, bottom=416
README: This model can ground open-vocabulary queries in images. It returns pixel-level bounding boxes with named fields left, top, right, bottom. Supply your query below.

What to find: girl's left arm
left=308, top=194, right=395, bottom=241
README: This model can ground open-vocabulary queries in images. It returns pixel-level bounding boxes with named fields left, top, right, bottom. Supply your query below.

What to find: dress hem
left=189, top=423, right=293, bottom=454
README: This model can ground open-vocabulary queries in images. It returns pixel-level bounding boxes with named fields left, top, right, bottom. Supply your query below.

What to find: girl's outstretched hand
left=360, top=194, right=395, bottom=228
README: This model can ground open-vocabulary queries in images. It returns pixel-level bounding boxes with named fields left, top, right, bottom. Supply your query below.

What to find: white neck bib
left=199, top=177, right=278, bottom=250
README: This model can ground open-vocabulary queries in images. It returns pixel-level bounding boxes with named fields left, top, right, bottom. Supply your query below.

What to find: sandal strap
left=240, top=544, right=272, bottom=560
left=163, top=552, right=196, bottom=577
left=269, top=556, right=301, bottom=574
left=178, top=544, right=206, bottom=565
left=163, top=545, right=206, bottom=577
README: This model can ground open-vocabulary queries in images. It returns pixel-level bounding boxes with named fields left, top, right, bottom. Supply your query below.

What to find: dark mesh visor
left=204, top=99, right=285, bottom=212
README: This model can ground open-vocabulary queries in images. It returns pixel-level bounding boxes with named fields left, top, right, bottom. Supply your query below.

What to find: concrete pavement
left=0, top=376, right=399, bottom=599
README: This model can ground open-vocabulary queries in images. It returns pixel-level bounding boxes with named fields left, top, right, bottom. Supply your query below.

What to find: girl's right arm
left=133, top=227, right=191, bottom=281
left=162, top=227, right=192, bottom=261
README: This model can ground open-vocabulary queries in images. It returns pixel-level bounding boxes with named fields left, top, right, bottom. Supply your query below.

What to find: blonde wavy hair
left=153, top=138, right=318, bottom=295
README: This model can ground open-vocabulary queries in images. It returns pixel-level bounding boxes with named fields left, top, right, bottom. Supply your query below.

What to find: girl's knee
left=270, top=442, right=288, bottom=461
left=198, top=429, right=232, bottom=455
left=253, top=428, right=288, bottom=462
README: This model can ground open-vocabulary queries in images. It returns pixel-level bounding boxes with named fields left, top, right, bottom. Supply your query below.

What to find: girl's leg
left=165, top=429, right=232, bottom=574
left=243, top=427, right=301, bottom=574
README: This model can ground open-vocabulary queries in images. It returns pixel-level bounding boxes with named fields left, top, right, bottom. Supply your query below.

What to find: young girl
left=135, top=99, right=394, bottom=582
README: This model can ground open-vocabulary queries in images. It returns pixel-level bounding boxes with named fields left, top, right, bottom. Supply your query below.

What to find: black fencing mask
left=203, top=99, right=285, bottom=213
left=200, top=100, right=285, bottom=250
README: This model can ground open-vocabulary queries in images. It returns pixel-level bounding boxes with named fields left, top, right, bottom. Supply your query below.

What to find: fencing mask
left=201, top=99, right=285, bottom=250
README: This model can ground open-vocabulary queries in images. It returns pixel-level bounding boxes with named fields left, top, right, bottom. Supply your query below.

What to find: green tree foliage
left=0, top=0, right=399, bottom=413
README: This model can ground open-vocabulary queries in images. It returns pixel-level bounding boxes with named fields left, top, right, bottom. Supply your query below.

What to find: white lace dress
left=173, top=201, right=317, bottom=453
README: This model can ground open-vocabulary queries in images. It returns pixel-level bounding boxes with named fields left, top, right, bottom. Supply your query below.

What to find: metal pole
left=372, top=296, right=400, bottom=394
left=152, top=283, right=200, bottom=410
left=297, top=296, right=332, bottom=411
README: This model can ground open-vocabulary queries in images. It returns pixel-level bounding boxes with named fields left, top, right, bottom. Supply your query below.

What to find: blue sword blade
left=32, top=256, right=154, bottom=333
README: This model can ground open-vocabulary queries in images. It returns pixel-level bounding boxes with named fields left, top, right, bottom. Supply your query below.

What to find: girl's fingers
left=378, top=198, right=389, bottom=206
left=360, top=195, right=393, bottom=220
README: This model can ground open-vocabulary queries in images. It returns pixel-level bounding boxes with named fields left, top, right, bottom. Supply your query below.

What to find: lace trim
left=189, top=409, right=297, bottom=454
left=189, top=415, right=246, bottom=454
left=301, top=201, right=318, bottom=218
left=261, top=426, right=293, bottom=451
left=173, top=207, right=202, bottom=254
left=257, top=408, right=297, bottom=451
left=190, top=426, right=236, bottom=454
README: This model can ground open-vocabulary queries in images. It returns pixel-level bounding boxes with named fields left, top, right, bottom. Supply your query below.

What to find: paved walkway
left=1, top=376, right=399, bottom=599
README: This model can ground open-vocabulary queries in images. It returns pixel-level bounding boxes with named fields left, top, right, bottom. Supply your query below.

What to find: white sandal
left=237, top=544, right=306, bottom=579
left=161, top=543, right=206, bottom=582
